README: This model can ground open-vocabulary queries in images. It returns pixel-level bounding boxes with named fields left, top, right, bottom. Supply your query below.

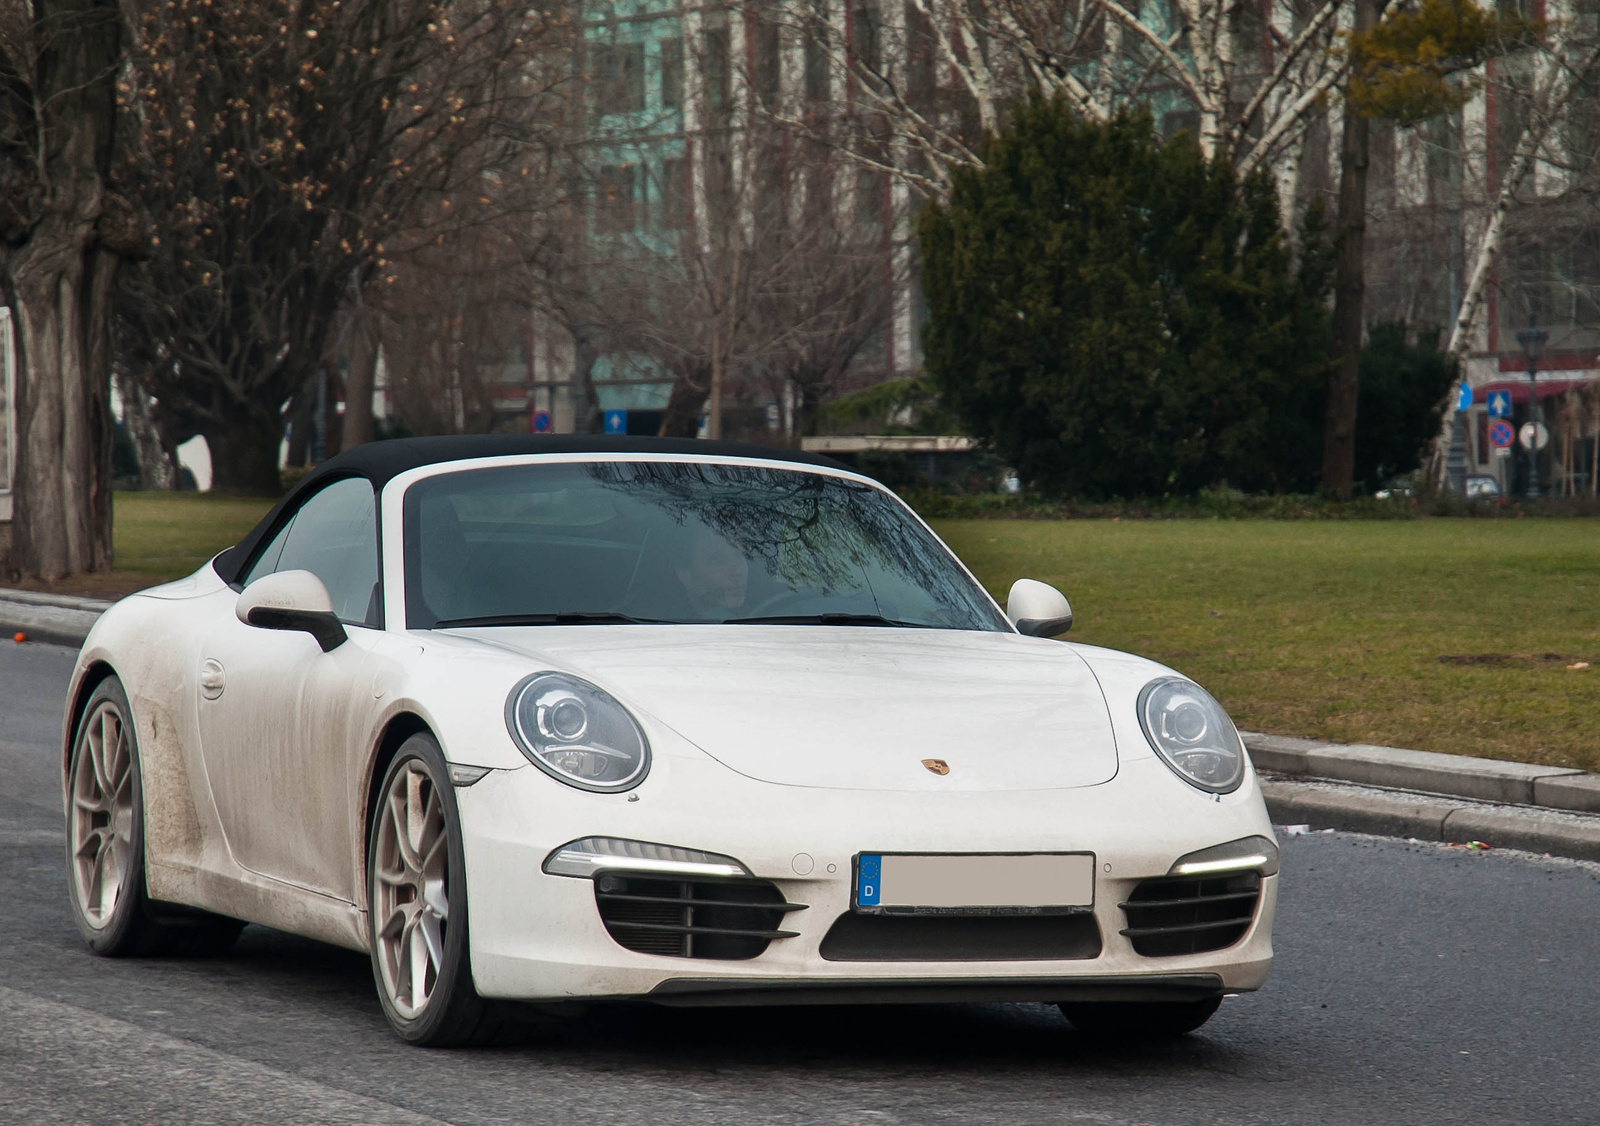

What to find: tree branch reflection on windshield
left=402, top=461, right=1007, bottom=632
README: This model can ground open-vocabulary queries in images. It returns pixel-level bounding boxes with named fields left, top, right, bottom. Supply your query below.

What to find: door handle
left=200, top=658, right=226, bottom=700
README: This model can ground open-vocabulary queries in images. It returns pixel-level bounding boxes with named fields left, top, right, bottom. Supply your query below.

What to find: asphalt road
left=3, top=641, right=1599, bottom=1125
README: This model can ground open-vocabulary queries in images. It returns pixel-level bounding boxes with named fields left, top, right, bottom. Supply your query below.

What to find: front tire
left=1058, top=996, right=1223, bottom=1039
left=66, top=676, right=242, bottom=957
left=368, top=733, right=501, bottom=1046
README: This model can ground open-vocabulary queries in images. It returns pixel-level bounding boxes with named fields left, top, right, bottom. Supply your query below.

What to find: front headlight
left=505, top=672, right=650, bottom=792
left=1137, top=676, right=1245, bottom=794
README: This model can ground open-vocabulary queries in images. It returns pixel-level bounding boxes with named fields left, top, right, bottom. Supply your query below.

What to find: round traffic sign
left=1518, top=421, right=1549, bottom=451
left=1488, top=420, right=1515, bottom=449
left=530, top=408, right=553, bottom=433
left=1455, top=382, right=1473, bottom=412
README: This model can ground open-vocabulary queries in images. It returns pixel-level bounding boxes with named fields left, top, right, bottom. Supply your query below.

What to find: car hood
left=447, top=626, right=1119, bottom=792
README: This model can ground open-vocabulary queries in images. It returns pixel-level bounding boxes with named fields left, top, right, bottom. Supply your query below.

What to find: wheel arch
left=360, top=711, right=436, bottom=894
left=62, top=660, right=119, bottom=785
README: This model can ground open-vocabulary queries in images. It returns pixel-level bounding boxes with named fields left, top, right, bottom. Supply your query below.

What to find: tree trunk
left=9, top=231, right=117, bottom=578
left=1321, top=0, right=1375, bottom=501
left=323, top=356, right=345, bottom=457
left=658, top=366, right=708, bottom=437
left=115, top=369, right=175, bottom=490
left=1, top=0, right=125, bottom=581
left=342, top=321, right=377, bottom=449
left=285, top=388, right=315, bottom=467
left=708, top=327, right=725, bottom=440
left=204, top=410, right=284, bottom=496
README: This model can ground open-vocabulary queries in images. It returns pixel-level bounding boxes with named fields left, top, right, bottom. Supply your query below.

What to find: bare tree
left=771, top=0, right=1352, bottom=205
left=370, top=217, right=535, bottom=437
left=1417, top=12, right=1600, bottom=484
left=1445, top=29, right=1600, bottom=362
left=523, top=9, right=907, bottom=443
left=115, top=0, right=571, bottom=493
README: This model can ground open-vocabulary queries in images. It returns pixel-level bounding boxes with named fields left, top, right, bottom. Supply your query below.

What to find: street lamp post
left=1516, top=316, right=1548, bottom=499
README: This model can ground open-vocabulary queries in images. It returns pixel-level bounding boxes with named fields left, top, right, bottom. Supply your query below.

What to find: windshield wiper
left=718, top=613, right=936, bottom=628
left=433, top=612, right=678, bottom=628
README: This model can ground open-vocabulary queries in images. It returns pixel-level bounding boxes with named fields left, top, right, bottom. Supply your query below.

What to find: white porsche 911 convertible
left=63, top=436, right=1277, bottom=1046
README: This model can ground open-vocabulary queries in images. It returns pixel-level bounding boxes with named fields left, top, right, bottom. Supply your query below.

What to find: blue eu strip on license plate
left=856, top=854, right=882, bottom=906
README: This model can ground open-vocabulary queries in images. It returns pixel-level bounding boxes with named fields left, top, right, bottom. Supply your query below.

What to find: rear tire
left=368, top=733, right=503, bottom=1046
left=66, top=676, right=242, bottom=957
left=1058, top=996, right=1223, bottom=1039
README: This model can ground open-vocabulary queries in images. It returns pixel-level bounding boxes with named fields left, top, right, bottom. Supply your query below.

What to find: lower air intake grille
left=820, top=912, right=1101, bottom=962
left=594, top=873, right=803, bottom=960
left=1120, top=872, right=1262, bottom=957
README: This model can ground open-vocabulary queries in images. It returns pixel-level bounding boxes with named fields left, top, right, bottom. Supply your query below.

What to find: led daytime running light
left=1172, top=855, right=1273, bottom=876
left=1167, top=835, right=1280, bottom=878
left=542, top=837, right=750, bottom=879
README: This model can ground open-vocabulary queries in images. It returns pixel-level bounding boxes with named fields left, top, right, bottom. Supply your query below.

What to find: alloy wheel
left=69, top=700, right=135, bottom=928
left=373, top=760, right=452, bottom=1019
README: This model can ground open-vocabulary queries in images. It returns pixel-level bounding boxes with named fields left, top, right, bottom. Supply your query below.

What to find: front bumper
left=455, top=751, right=1276, bottom=1004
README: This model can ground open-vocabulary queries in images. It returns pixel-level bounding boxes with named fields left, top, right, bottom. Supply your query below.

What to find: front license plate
left=854, top=853, right=1095, bottom=915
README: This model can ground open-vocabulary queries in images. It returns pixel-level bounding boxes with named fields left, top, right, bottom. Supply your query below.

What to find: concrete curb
left=1242, top=731, right=1600, bottom=815
left=1261, top=780, right=1600, bottom=863
left=0, top=590, right=109, bottom=649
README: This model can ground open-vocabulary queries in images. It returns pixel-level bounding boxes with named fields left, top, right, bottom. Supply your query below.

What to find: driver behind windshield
left=669, top=523, right=750, bottom=618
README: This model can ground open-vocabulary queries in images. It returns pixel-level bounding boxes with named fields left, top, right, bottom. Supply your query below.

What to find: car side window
left=241, top=515, right=296, bottom=590
left=245, top=477, right=381, bottom=626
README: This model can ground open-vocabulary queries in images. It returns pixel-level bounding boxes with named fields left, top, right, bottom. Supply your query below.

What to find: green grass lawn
left=113, top=492, right=274, bottom=581
left=101, top=493, right=1598, bottom=769
left=935, top=519, right=1600, bottom=772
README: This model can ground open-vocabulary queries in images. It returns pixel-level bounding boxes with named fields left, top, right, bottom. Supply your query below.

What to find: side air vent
left=1120, top=872, right=1262, bottom=957
left=594, top=873, right=804, bottom=960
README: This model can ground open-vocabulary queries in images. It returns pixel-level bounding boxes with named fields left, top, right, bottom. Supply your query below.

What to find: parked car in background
left=1465, top=475, right=1503, bottom=502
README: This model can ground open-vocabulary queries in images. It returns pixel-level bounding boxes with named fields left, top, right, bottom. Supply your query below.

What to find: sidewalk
left=0, top=589, right=113, bottom=649
left=5, top=586, right=1599, bottom=861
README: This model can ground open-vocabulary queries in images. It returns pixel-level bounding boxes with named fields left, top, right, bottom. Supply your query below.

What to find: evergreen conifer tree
left=919, top=98, right=1333, bottom=497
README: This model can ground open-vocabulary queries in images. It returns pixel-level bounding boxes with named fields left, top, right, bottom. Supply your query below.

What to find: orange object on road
left=12, top=632, right=25, bottom=643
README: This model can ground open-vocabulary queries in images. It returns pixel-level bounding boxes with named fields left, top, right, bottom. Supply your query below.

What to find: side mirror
left=236, top=570, right=348, bottom=652
left=1007, top=578, right=1073, bottom=637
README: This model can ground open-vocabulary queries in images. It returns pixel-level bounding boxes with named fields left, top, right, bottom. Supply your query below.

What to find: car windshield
left=402, top=461, right=1009, bottom=632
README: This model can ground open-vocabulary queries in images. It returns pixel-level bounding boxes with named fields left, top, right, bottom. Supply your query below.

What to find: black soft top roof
left=212, top=434, right=847, bottom=585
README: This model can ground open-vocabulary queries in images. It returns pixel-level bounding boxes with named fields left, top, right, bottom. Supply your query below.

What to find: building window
left=595, top=164, right=636, bottom=233
left=705, top=137, right=732, bottom=209
left=856, top=169, right=884, bottom=226
left=706, top=27, right=731, bottom=112
left=593, top=42, right=645, bottom=115
left=804, top=33, right=830, bottom=104
left=660, top=37, right=683, bottom=110
left=851, top=3, right=880, bottom=72
left=907, top=6, right=937, bottom=102
left=755, top=22, right=781, bottom=109
left=658, top=158, right=687, bottom=229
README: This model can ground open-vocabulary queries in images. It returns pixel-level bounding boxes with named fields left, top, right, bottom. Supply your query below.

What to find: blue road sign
left=1489, top=419, right=1515, bottom=449
left=1455, top=382, right=1473, bottom=412
left=1487, top=390, right=1513, bottom=418
left=604, top=409, right=628, bottom=435
left=530, top=408, right=553, bottom=433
